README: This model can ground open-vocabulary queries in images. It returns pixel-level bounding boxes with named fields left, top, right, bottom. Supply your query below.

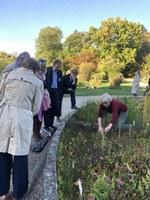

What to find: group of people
left=0, top=52, right=79, bottom=200
left=0, top=52, right=148, bottom=199
left=43, top=60, right=78, bottom=136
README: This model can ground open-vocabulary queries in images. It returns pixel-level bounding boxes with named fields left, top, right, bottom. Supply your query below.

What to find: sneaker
left=49, top=126, right=57, bottom=135
left=71, top=106, right=79, bottom=109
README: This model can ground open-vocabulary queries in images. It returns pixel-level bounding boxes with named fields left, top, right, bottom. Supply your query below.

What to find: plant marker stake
left=72, top=161, right=75, bottom=169
left=101, top=131, right=105, bottom=148
left=78, top=178, right=82, bottom=197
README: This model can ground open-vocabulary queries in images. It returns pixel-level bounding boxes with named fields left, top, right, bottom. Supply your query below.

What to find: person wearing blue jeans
left=98, top=93, right=132, bottom=134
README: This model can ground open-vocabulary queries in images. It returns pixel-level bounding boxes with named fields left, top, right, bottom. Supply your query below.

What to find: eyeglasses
left=39, top=60, right=46, bottom=65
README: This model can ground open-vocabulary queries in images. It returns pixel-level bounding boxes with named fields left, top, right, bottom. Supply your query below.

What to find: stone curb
left=23, top=111, right=76, bottom=200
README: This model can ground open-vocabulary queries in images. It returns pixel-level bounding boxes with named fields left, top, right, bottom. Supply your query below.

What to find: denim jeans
left=115, top=111, right=129, bottom=131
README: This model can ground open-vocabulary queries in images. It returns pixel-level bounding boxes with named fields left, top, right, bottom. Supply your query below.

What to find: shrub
left=89, top=73, right=103, bottom=88
left=109, top=73, right=123, bottom=88
left=78, top=62, right=94, bottom=82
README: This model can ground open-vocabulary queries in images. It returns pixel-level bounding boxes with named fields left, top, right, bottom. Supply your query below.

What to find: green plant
left=109, top=73, right=123, bottom=88
left=90, top=174, right=111, bottom=200
left=78, top=62, right=94, bottom=82
left=89, top=73, right=103, bottom=88
left=143, top=93, right=150, bottom=130
left=57, top=100, right=150, bottom=199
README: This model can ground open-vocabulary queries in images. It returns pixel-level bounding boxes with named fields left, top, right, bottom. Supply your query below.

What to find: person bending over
left=98, top=93, right=129, bottom=133
left=59, top=68, right=78, bottom=113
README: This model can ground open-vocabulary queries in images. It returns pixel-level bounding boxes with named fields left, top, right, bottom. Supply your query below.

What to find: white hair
left=100, top=93, right=113, bottom=103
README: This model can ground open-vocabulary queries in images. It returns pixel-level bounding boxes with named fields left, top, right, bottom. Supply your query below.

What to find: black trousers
left=0, top=152, right=28, bottom=199
left=58, top=90, right=76, bottom=116
left=44, top=88, right=59, bottom=128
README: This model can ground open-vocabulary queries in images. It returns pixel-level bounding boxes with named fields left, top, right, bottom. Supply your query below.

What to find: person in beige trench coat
left=0, top=58, right=44, bottom=200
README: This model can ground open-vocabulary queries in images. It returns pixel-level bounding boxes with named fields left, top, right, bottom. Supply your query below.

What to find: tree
left=137, top=31, right=150, bottom=64
left=0, top=51, right=15, bottom=74
left=142, top=53, right=150, bottom=80
left=94, top=17, right=144, bottom=75
left=63, top=30, right=85, bottom=58
left=98, top=56, right=123, bottom=87
left=62, top=29, right=98, bottom=71
left=81, top=26, right=98, bottom=54
left=35, top=26, right=63, bottom=65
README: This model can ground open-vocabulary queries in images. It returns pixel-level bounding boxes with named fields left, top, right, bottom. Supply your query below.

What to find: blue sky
left=0, top=0, right=150, bottom=56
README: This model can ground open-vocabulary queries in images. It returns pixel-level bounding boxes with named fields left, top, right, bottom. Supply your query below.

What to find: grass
left=74, top=81, right=146, bottom=96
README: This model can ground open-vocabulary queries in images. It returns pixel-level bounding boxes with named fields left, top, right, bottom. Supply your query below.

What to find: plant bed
left=57, top=98, right=150, bottom=200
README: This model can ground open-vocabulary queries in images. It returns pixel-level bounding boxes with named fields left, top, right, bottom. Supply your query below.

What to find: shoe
left=43, top=128, right=52, bottom=137
left=49, top=126, right=57, bottom=134
left=71, top=106, right=79, bottom=109
left=0, top=192, right=11, bottom=200
left=56, top=116, right=61, bottom=122
left=50, top=125, right=57, bottom=129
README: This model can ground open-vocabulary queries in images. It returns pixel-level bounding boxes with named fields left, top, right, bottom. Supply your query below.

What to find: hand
left=104, top=124, right=112, bottom=132
left=98, top=126, right=104, bottom=133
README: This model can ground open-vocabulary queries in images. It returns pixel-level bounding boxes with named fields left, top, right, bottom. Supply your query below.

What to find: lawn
left=75, top=80, right=146, bottom=96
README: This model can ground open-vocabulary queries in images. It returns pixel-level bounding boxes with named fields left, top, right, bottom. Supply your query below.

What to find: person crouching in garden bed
left=98, top=93, right=132, bottom=134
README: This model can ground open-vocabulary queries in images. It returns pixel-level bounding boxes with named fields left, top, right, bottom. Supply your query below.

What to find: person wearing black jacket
left=56, top=67, right=63, bottom=122
left=44, top=60, right=62, bottom=134
left=59, top=68, right=78, bottom=118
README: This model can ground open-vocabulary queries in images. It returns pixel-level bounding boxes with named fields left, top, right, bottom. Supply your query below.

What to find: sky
left=0, top=0, right=150, bottom=57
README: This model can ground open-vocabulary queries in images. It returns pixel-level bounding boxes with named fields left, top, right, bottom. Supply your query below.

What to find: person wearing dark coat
left=58, top=68, right=78, bottom=117
left=56, top=67, right=63, bottom=122
left=44, top=60, right=62, bottom=134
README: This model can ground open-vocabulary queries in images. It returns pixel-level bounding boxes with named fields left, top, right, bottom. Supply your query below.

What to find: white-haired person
left=0, top=51, right=31, bottom=83
left=0, top=58, right=44, bottom=200
left=98, top=93, right=129, bottom=133
left=2, top=51, right=31, bottom=74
